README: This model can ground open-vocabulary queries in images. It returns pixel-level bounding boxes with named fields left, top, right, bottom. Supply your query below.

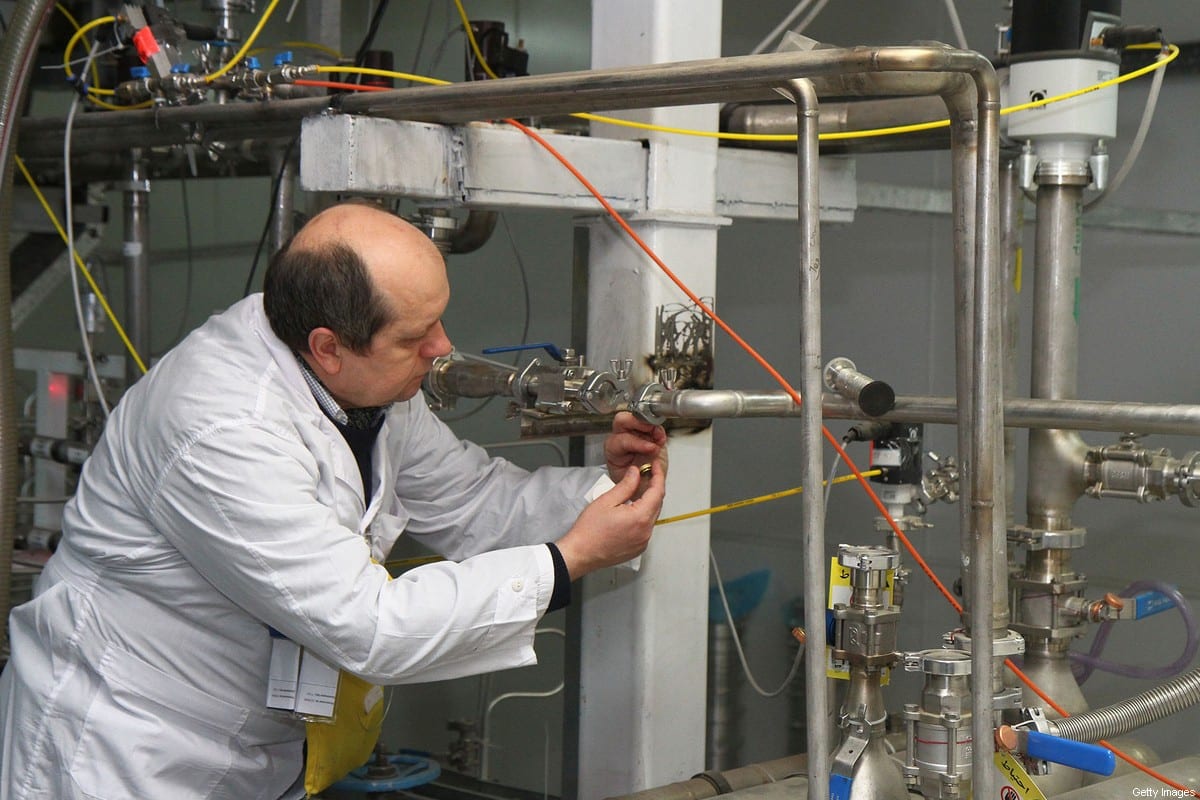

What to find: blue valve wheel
left=331, top=752, right=441, bottom=793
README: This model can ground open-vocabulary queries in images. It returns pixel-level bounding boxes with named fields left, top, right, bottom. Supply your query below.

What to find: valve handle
left=1025, top=730, right=1115, bottom=776
left=482, top=342, right=566, bottom=362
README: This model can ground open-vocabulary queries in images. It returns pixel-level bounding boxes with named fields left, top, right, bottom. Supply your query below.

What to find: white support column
left=577, top=2, right=723, bottom=798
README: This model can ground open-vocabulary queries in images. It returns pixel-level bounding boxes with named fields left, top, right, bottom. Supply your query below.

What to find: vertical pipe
left=786, top=77, right=827, bottom=800
left=1000, top=161, right=1022, bottom=530
left=123, top=150, right=151, bottom=386
left=1027, top=183, right=1087, bottom=529
left=0, top=0, right=59, bottom=654
left=268, top=147, right=298, bottom=254
left=949, top=97, right=977, bottom=637
left=969, top=72, right=1004, bottom=800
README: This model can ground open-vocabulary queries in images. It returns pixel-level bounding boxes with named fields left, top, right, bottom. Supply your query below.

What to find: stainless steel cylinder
left=123, top=151, right=151, bottom=386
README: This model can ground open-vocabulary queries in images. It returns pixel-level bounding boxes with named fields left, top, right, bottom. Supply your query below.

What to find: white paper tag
left=266, top=635, right=301, bottom=711
left=294, top=652, right=340, bottom=718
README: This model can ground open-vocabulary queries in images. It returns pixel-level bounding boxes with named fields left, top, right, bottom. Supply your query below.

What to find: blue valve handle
left=1134, top=590, right=1175, bottom=619
left=482, top=342, right=566, bottom=362
left=1026, top=730, right=1115, bottom=776
left=332, top=752, right=441, bottom=792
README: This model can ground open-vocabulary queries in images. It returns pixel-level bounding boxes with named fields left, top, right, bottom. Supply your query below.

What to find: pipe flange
left=630, top=382, right=665, bottom=426
left=1034, top=159, right=1092, bottom=186
left=837, top=544, right=898, bottom=572
left=1178, top=451, right=1200, bottom=507
left=580, top=371, right=624, bottom=415
left=903, top=648, right=971, bottom=676
left=823, top=357, right=857, bottom=391
left=944, top=628, right=1025, bottom=657
left=994, top=685, right=1024, bottom=710
left=1008, top=525, right=1086, bottom=551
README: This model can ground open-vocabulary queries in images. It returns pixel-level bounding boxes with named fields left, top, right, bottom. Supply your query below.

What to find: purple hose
left=1072, top=580, right=1198, bottom=685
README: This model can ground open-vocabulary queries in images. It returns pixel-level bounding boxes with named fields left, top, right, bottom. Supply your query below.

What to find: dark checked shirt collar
left=295, top=353, right=389, bottom=429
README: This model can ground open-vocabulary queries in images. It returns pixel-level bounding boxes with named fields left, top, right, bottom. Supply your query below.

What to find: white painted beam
left=300, top=114, right=857, bottom=221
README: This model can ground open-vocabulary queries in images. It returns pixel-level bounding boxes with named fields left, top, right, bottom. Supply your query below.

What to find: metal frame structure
left=7, top=3, right=1200, bottom=799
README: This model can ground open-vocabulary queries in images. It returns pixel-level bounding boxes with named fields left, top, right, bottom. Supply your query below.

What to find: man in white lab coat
left=0, top=202, right=667, bottom=799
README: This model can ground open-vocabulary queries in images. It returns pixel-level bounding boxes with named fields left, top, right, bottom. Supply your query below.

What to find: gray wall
left=13, top=0, right=1200, bottom=794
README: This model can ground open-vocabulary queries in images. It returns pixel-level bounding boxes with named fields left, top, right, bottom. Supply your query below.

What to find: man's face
left=339, top=307, right=453, bottom=407
left=327, top=228, right=454, bottom=409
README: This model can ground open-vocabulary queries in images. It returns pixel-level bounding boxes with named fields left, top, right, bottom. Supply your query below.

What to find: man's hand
left=603, top=412, right=668, bottom=497
left=555, top=460, right=666, bottom=581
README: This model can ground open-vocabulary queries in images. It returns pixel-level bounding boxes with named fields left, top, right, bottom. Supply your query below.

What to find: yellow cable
left=382, top=554, right=447, bottom=571
left=314, top=65, right=450, bottom=87
left=14, top=157, right=149, bottom=375
left=62, top=15, right=118, bottom=96
left=280, top=40, right=344, bottom=61
left=55, top=3, right=104, bottom=93
left=251, top=41, right=344, bottom=61
left=453, top=0, right=502, bottom=81
left=656, top=469, right=882, bottom=526
left=85, top=94, right=154, bottom=111
left=1001, top=43, right=1178, bottom=116
left=204, top=0, right=282, bottom=82
left=451, top=0, right=1178, bottom=142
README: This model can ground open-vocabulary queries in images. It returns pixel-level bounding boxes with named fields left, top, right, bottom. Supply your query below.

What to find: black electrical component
left=1011, top=0, right=1121, bottom=56
left=359, top=50, right=396, bottom=88
left=1095, top=25, right=1164, bottom=49
left=869, top=423, right=924, bottom=486
left=465, top=20, right=529, bottom=81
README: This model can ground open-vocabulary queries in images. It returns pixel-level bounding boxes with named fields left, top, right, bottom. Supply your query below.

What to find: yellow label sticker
left=994, top=751, right=1047, bottom=800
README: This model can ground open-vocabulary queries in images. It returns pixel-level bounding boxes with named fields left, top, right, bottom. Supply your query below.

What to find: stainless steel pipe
left=633, top=390, right=1200, bottom=436
left=268, top=147, right=298, bottom=255
left=1028, top=183, right=1089, bottom=530
left=785, top=77, right=829, bottom=800
left=607, top=754, right=807, bottom=800
left=19, top=51, right=978, bottom=152
left=723, top=95, right=953, bottom=152
left=123, top=151, right=151, bottom=386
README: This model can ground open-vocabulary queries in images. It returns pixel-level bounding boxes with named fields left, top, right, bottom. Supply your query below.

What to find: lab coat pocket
left=68, top=646, right=243, bottom=799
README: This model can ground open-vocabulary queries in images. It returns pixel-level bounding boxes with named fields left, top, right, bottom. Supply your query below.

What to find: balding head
left=263, top=202, right=449, bottom=356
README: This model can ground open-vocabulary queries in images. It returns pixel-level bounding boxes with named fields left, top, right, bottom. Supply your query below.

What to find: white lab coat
left=0, top=296, right=604, bottom=800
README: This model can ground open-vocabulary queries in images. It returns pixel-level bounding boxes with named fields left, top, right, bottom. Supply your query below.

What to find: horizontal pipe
left=722, top=95, right=952, bottom=153
left=606, top=754, right=807, bottom=800
left=634, top=389, right=1200, bottom=435
left=19, top=47, right=976, bottom=155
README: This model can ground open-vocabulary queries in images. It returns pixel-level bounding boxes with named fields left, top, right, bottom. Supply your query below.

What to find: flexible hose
left=1054, top=665, right=1200, bottom=743
left=0, top=0, right=60, bottom=656
left=1073, top=580, right=1198, bottom=684
left=1085, top=45, right=1169, bottom=212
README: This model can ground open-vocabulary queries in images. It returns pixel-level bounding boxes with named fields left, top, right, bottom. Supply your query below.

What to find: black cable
left=408, top=0, right=437, bottom=80
left=242, top=136, right=298, bottom=298
left=503, top=213, right=532, bottom=348
left=352, top=0, right=392, bottom=82
left=0, top=9, right=8, bottom=34
left=438, top=213, right=531, bottom=424
left=153, top=166, right=196, bottom=356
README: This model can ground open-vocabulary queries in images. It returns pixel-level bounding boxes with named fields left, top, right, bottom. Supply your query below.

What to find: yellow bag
left=304, top=670, right=386, bottom=796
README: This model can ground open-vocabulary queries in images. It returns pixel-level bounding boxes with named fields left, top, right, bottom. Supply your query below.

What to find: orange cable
left=304, top=77, right=1191, bottom=793
left=504, top=117, right=1192, bottom=795
left=502, top=117, right=965, bottom=617
left=294, top=78, right=387, bottom=93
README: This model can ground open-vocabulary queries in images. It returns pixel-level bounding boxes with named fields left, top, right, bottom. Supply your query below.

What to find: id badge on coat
left=265, top=627, right=338, bottom=720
